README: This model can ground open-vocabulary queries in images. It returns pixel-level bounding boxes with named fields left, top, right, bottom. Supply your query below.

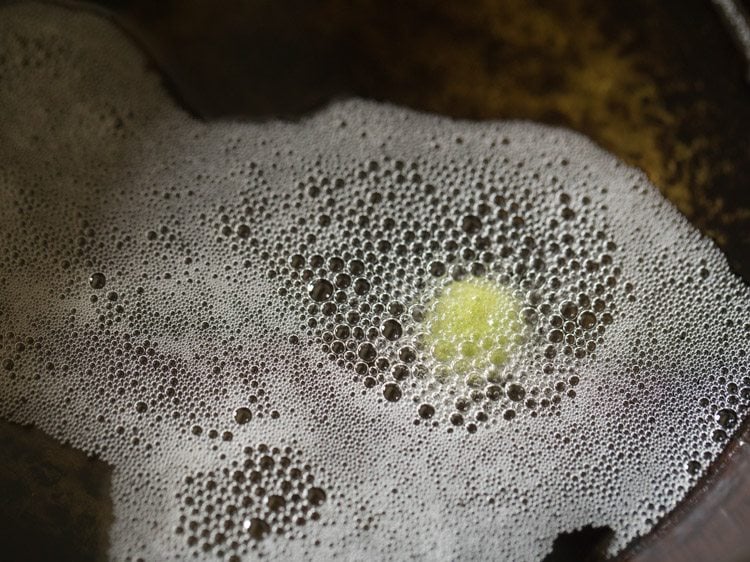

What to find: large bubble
left=0, top=3, right=748, bottom=560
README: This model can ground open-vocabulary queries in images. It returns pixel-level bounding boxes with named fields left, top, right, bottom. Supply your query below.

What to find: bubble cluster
left=176, top=444, right=327, bottom=558
left=262, top=152, right=628, bottom=428
left=0, top=4, right=749, bottom=561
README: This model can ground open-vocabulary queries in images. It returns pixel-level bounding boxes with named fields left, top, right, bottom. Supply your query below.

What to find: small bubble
left=486, top=385, right=503, bottom=401
left=259, top=454, right=274, bottom=470
left=358, top=342, right=377, bottom=362
left=383, top=382, right=402, bottom=402
left=560, top=301, right=578, bottom=320
left=429, top=261, right=446, bottom=277
left=234, top=407, right=252, bottom=424
left=329, top=257, right=345, bottom=272
left=335, top=272, right=352, bottom=288
left=392, top=364, right=410, bottom=381
left=418, top=404, right=435, bottom=419
left=398, top=347, right=416, bottom=363
left=308, top=487, right=327, bottom=506
left=461, top=215, right=482, bottom=234
left=548, top=329, right=563, bottom=343
left=88, top=272, right=106, bottom=289
left=388, top=302, right=404, bottom=316
left=354, top=278, right=371, bottom=295
left=309, top=279, right=334, bottom=302
left=381, top=319, right=403, bottom=341
left=579, top=311, right=596, bottom=329
left=506, top=383, right=526, bottom=402
left=246, top=518, right=270, bottom=540
left=236, top=224, right=251, bottom=239
left=267, top=495, right=286, bottom=511
left=712, top=429, right=728, bottom=442
left=715, top=408, right=738, bottom=429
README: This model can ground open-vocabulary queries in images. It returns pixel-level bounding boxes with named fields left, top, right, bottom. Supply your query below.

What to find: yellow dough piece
left=426, top=278, right=523, bottom=372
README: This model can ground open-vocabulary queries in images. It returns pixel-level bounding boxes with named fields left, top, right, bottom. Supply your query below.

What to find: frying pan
left=1, top=0, right=749, bottom=560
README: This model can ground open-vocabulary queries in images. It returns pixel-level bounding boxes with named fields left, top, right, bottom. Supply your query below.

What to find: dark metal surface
left=622, top=424, right=750, bottom=562
left=712, top=0, right=750, bottom=80
left=0, top=420, right=112, bottom=561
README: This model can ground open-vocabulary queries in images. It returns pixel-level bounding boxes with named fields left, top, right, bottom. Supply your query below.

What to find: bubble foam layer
left=1, top=3, right=749, bottom=561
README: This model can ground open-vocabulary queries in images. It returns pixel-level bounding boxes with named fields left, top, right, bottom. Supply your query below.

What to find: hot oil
left=0, top=4, right=749, bottom=561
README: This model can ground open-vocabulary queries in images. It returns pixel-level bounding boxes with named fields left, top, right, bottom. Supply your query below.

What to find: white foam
left=0, top=3, right=748, bottom=560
